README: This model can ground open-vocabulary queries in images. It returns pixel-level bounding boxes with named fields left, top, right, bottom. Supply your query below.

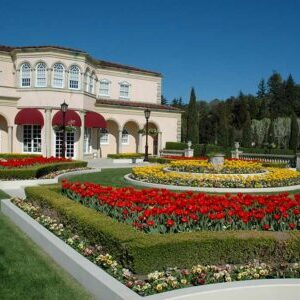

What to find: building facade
left=0, top=45, right=181, bottom=159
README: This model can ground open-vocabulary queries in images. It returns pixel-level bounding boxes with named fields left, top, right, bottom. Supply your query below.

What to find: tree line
left=163, top=72, right=300, bottom=151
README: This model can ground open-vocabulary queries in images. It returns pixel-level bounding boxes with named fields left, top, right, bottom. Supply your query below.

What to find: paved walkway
left=0, top=158, right=150, bottom=199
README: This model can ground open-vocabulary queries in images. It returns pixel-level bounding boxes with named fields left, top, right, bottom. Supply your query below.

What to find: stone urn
left=209, top=153, right=225, bottom=171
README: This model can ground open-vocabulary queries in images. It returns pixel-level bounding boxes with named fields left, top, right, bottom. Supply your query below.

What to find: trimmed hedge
left=0, top=161, right=87, bottom=180
left=0, top=153, right=41, bottom=159
left=165, top=142, right=295, bottom=157
left=107, top=153, right=144, bottom=159
left=25, top=186, right=300, bottom=274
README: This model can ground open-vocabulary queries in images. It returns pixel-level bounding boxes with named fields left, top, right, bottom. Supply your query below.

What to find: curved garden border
left=163, top=167, right=269, bottom=178
left=124, top=174, right=300, bottom=193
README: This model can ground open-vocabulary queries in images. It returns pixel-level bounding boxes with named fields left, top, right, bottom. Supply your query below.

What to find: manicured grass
left=67, top=168, right=133, bottom=187
left=0, top=212, right=92, bottom=300
left=0, top=190, right=9, bottom=200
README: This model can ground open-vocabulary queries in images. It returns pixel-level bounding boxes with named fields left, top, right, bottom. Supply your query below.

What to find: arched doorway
left=99, top=119, right=119, bottom=157
left=0, top=115, right=8, bottom=153
left=142, top=122, right=159, bottom=156
left=122, top=121, right=139, bottom=153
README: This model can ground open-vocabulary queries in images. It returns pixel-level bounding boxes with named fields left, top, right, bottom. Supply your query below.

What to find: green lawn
left=0, top=190, right=10, bottom=200
left=0, top=212, right=92, bottom=300
left=67, top=168, right=133, bottom=187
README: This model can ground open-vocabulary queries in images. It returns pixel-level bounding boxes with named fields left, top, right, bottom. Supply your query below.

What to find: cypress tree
left=242, top=112, right=252, bottom=148
left=186, top=87, right=199, bottom=144
left=289, top=113, right=299, bottom=152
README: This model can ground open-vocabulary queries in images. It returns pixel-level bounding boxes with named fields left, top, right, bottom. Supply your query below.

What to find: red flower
left=147, top=220, right=155, bottom=226
left=166, top=219, right=175, bottom=227
left=181, top=217, right=189, bottom=223
left=273, top=214, right=281, bottom=221
left=262, top=224, right=270, bottom=230
left=289, top=223, right=296, bottom=230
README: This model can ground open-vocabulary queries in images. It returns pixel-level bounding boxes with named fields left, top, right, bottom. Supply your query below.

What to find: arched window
left=100, top=128, right=109, bottom=145
left=20, top=63, right=31, bottom=87
left=99, top=79, right=110, bottom=96
left=36, top=62, right=47, bottom=87
left=69, top=65, right=80, bottom=89
left=121, top=128, right=129, bottom=144
left=89, top=73, right=95, bottom=94
left=119, top=81, right=130, bottom=99
left=52, top=63, right=64, bottom=88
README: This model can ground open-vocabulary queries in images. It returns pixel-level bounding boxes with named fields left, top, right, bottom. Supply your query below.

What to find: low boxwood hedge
left=107, top=153, right=144, bottom=159
left=25, top=186, right=300, bottom=274
left=0, top=161, right=87, bottom=180
left=0, top=153, right=41, bottom=159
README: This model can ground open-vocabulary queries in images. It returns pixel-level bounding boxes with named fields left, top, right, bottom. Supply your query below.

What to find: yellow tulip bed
left=169, top=159, right=264, bottom=174
left=132, top=165, right=300, bottom=188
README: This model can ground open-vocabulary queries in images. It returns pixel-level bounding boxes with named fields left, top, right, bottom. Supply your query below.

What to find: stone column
left=118, top=130, right=123, bottom=154
left=78, top=111, right=86, bottom=160
left=138, top=132, right=143, bottom=153
left=8, top=126, right=13, bottom=153
left=157, top=132, right=162, bottom=157
left=44, top=108, right=52, bottom=157
left=296, top=153, right=300, bottom=171
left=47, top=68, right=52, bottom=87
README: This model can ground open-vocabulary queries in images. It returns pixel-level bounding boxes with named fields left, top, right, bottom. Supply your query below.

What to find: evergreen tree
left=284, top=74, right=297, bottom=114
left=161, top=95, right=168, bottom=105
left=186, top=87, right=199, bottom=144
left=267, top=72, right=284, bottom=118
left=257, top=79, right=266, bottom=98
left=216, top=103, right=229, bottom=147
left=267, top=119, right=276, bottom=145
left=289, top=113, right=299, bottom=152
left=242, top=112, right=252, bottom=147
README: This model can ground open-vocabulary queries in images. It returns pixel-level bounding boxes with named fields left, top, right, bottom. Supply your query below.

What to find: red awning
left=52, top=110, right=82, bottom=127
left=85, top=111, right=107, bottom=128
left=15, top=108, right=44, bottom=127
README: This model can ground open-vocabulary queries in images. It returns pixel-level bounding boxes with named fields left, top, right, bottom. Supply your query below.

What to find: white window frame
left=100, top=128, right=109, bottom=145
left=69, top=65, right=80, bottom=90
left=20, top=63, right=31, bottom=87
left=52, top=63, right=64, bottom=88
left=119, top=81, right=130, bottom=99
left=55, top=131, right=75, bottom=158
left=99, top=79, right=110, bottom=97
left=22, top=125, right=42, bottom=153
left=35, top=62, right=47, bottom=87
left=121, top=128, right=129, bottom=145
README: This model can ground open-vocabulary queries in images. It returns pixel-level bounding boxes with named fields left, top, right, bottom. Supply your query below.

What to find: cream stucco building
left=0, top=45, right=181, bottom=159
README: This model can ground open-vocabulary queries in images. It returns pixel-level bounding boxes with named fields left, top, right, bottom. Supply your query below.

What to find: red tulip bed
left=0, top=156, right=71, bottom=169
left=62, top=180, right=300, bottom=233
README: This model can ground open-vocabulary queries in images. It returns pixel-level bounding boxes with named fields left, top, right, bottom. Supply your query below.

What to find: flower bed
left=62, top=180, right=300, bottom=233
left=132, top=165, right=300, bottom=188
left=0, top=156, right=70, bottom=168
left=11, top=197, right=300, bottom=296
left=0, top=158, right=87, bottom=180
left=169, top=159, right=264, bottom=174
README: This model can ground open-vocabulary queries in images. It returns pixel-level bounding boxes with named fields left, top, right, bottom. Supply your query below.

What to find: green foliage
left=0, top=153, right=40, bottom=159
left=107, top=153, right=144, bottom=159
left=0, top=161, right=87, bottom=179
left=165, top=142, right=187, bottom=150
left=148, top=157, right=171, bottom=164
left=289, top=113, right=299, bottom=152
left=186, top=87, right=199, bottom=144
left=242, top=112, right=252, bottom=147
left=24, top=186, right=300, bottom=274
left=261, top=162, right=289, bottom=168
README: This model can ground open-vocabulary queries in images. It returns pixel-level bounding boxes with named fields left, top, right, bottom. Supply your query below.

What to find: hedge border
left=25, top=186, right=300, bottom=274
left=0, top=161, right=87, bottom=180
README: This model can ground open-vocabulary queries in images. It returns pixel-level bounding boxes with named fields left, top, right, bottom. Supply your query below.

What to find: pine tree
left=161, top=95, right=168, bottom=105
left=217, top=103, right=229, bottom=147
left=257, top=79, right=266, bottom=99
left=186, top=87, right=199, bottom=144
left=267, top=72, right=284, bottom=118
left=289, top=113, right=299, bottom=152
left=242, top=111, right=252, bottom=148
left=284, top=74, right=297, bottom=114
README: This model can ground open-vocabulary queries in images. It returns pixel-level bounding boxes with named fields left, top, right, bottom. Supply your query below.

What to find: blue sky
left=1, top=0, right=300, bottom=102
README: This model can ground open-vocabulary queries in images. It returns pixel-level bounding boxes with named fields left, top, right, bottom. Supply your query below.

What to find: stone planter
left=209, top=154, right=225, bottom=166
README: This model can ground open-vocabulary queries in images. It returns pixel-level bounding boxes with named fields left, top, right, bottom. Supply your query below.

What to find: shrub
left=25, top=186, right=300, bottom=274
left=107, top=153, right=144, bottom=159
left=0, top=161, right=87, bottom=180
left=0, top=153, right=41, bottom=160
left=148, top=157, right=170, bottom=164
